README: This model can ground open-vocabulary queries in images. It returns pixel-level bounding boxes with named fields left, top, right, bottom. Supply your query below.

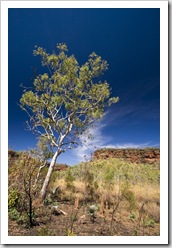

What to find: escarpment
left=93, top=148, right=160, bottom=164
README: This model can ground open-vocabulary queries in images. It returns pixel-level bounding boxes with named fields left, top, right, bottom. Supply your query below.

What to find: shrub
left=37, top=226, right=55, bottom=236
left=65, top=169, right=75, bottom=191
left=9, top=208, right=20, bottom=221
left=67, top=230, right=75, bottom=236
left=121, top=184, right=136, bottom=211
left=144, top=217, right=155, bottom=228
left=8, top=189, right=19, bottom=209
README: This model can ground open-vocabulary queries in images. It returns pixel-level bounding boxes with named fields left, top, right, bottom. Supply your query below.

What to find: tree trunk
left=40, top=150, right=59, bottom=201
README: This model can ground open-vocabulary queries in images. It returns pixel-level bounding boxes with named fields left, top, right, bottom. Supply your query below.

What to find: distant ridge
left=93, top=148, right=160, bottom=164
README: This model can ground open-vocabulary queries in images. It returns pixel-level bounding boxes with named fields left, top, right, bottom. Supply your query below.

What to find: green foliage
left=65, top=169, right=75, bottom=191
left=144, top=217, right=155, bottom=228
left=8, top=189, right=19, bottom=209
left=43, top=197, right=53, bottom=206
left=65, top=169, right=75, bottom=183
left=37, top=136, right=54, bottom=161
left=122, top=188, right=136, bottom=211
left=103, top=166, right=115, bottom=189
left=20, top=43, right=119, bottom=201
left=83, top=169, right=96, bottom=197
left=8, top=208, right=21, bottom=221
left=130, top=213, right=135, bottom=219
left=58, top=158, right=160, bottom=193
left=20, top=43, right=119, bottom=153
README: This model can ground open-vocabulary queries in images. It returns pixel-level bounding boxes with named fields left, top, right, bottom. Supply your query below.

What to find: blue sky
left=8, top=8, right=160, bottom=165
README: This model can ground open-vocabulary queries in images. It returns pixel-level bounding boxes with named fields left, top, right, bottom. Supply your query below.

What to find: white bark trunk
left=34, top=161, right=47, bottom=188
left=40, top=150, right=60, bottom=200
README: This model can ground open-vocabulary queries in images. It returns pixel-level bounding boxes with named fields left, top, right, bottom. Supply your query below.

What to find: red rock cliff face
left=93, top=148, right=160, bottom=164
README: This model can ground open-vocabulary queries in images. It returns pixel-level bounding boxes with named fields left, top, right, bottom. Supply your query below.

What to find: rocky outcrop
left=54, top=164, right=69, bottom=171
left=93, top=148, right=160, bottom=164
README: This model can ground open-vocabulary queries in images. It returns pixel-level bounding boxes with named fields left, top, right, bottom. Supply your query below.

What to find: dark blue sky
left=8, top=8, right=160, bottom=165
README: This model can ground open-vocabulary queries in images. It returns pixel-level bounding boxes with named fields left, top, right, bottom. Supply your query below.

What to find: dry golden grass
left=53, top=176, right=159, bottom=201
left=49, top=159, right=157, bottom=234
left=131, top=184, right=160, bottom=203
left=73, top=181, right=86, bottom=194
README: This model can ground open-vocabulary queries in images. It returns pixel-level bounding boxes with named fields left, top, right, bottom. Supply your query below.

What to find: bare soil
left=8, top=201, right=160, bottom=236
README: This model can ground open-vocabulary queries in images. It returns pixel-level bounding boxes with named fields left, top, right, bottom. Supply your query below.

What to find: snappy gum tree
left=20, top=43, right=119, bottom=200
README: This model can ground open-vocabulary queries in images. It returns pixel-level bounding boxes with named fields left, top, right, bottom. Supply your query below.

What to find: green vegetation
left=37, top=226, right=55, bottom=236
left=8, top=149, right=160, bottom=236
left=8, top=150, right=42, bottom=227
left=19, top=43, right=119, bottom=200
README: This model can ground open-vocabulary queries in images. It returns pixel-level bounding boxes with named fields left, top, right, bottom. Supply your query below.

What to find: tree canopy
left=20, top=43, right=119, bottom=200
left=20, top=43, right=119, bottom=154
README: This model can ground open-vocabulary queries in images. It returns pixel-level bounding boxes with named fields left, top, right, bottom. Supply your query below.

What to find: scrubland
left=8, top=150, right=160, bottom=236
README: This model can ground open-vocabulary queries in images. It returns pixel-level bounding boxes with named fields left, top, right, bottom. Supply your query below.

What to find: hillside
left=93, top=148, right=160, bottom=164
left=8, top=149, right=160, bottom=236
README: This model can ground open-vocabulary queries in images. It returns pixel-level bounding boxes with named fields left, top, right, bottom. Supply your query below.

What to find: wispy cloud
left=104, top=142, right=152, bottom=149
left=72, top=110, right=154, bottom=162
left=73, top=117, right=110, bottom=160
left=72, top=78, right=160, bottom=163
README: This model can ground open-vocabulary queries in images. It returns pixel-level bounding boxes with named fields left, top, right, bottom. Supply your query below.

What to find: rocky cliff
left=93, top=148, right=160, bottom=164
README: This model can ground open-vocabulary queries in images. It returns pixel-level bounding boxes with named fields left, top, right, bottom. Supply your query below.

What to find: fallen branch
left=51, top=206, right=67, bottom=216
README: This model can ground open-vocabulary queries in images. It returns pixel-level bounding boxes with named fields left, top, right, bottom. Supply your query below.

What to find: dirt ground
left=8, top=201, right=160, bottom=236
